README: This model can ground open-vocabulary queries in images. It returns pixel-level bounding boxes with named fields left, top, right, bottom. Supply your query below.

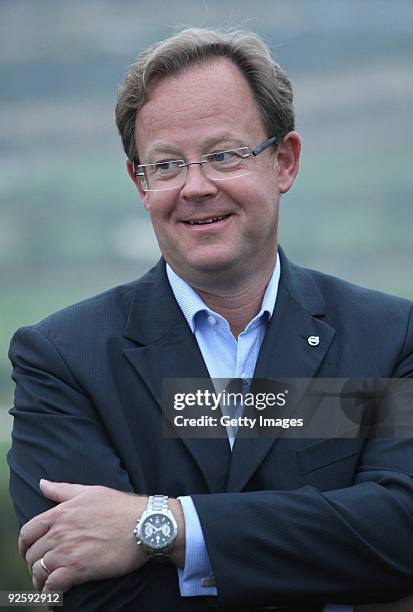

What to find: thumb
left=39, top=479, right=88, bottom=502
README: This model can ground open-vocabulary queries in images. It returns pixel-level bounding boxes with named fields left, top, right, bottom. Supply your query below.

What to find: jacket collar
left=123, top=259, right=187, bottom=345
left=123, top=246, right=327, bottom=344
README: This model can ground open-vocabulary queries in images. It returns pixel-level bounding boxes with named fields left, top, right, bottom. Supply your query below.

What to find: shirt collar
left=166, top=252, right=281, bottom=334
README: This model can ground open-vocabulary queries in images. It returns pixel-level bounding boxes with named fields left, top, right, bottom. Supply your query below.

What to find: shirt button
left=208, top=315, right=216, bottom=325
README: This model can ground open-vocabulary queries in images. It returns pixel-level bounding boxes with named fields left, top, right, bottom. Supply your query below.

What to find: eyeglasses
left=132, top=135, right=278, bottom=192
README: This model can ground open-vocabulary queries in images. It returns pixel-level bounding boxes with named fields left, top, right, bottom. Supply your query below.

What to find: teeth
left=188, top=215, right=226, bottom=225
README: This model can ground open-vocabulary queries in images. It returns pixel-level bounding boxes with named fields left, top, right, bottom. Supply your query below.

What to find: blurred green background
left=1, top=0, right=412, bottom=605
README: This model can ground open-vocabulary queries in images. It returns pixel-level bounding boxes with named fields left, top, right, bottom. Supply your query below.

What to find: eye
left=207, top=149, right=247, bottom=171
left=211, top=151, right=237, bottom=163
left=157, top=161, right=177, bottom=171
left=150, top=160, right=183, bottom=177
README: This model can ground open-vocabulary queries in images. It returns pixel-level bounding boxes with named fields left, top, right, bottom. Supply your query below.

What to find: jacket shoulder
left=306, top=266, right=413, bottom=315
left=292, top=263, right=413, bottom=351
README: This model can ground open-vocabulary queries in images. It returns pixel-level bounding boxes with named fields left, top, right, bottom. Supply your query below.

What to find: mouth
left=182, top=214, right=232, bottom=226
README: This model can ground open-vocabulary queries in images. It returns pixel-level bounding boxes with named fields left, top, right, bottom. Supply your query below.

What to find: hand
left=19, top=480, right=148, bottom=594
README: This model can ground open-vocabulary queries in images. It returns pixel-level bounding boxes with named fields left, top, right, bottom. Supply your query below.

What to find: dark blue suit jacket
left=8, top=249, right=413, bottom=611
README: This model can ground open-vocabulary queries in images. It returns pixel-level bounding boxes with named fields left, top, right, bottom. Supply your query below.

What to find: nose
left=180, top=162, right=218, bottom=201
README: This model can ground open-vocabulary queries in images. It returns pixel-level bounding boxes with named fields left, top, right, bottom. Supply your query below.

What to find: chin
left=164, top=244, right=247, bottom=280
left=189, top=252, right=237, bottom=271
left=182, top=258, right=244, bottom=285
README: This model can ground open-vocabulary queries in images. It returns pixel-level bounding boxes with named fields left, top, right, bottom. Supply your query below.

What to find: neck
left=192, top=256, right=276, bottom=338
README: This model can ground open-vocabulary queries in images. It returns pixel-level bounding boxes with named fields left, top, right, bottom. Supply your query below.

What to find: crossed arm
left=19, top=480, right=185, bottom=594
left=18, top=476, right=413, bottom=611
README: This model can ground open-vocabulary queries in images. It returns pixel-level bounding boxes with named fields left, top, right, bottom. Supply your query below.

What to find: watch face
left=140, top=513, right=175, bottom=549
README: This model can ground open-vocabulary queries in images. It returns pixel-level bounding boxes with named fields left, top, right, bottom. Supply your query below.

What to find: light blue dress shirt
left=166, top=257, right=352, bottom=612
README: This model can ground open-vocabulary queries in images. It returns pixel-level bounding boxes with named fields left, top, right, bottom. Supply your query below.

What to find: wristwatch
left=133, top=495, right=178, bottom=561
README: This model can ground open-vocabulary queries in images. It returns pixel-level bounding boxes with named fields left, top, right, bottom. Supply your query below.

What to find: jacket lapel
left=122, top=260, right=231, bottom=493
left=227, top=249, right=337, bottom=492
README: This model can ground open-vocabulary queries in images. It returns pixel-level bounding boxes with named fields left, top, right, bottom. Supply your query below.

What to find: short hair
left=115, top=27, right=295, bottom=163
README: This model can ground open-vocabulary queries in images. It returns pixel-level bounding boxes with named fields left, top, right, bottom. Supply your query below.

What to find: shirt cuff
left=176, top=496, right=218, bottom=597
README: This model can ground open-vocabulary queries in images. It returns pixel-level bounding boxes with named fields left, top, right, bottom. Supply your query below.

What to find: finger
left=25, top=534, right=52, bottom=575
left=19, top=509, right=55, bottom=559
left=32, top=557, right=53, bottom=593
left=40, top=479, right=90, bottom=502
left=43, top=566, right=75, bottom=595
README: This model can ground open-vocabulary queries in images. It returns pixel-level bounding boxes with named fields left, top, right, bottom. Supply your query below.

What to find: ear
left=126, top=159, right=151, bottom=211
left=275, top=131, right=301, bottom=194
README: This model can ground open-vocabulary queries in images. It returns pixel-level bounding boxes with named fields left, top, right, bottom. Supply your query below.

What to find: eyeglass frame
left=131, top=135, right=279, bottom=192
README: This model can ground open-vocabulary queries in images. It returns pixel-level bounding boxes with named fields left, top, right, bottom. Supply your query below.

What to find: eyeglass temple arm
left=251, top=135, right=278, bottom=157
left=132, top=160, right=143, bottom=176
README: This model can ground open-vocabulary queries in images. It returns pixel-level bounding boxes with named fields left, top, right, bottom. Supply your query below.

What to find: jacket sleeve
left=8, top=325, right=135, bottom=524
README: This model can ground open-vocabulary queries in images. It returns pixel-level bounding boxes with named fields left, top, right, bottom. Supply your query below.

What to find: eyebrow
left=201, top=132, right=246, bottom=151
left=143, top=132, right=247, bottom=162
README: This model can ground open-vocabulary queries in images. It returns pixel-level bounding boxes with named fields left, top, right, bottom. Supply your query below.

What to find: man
left=8, top=28, right=413, bottom=611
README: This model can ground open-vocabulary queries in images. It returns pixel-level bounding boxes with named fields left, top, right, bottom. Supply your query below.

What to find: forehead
left=135, top=59, right=267, bottom=157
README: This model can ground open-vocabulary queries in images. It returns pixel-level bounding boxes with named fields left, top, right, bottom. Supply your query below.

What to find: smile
left=184, top=214, right=231, bottom=226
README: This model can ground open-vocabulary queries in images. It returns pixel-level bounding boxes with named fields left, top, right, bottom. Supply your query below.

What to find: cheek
left=144, top=192, right=171, bottom=216
left=143, top=193, right=160, bottom=212
left=147, top=201, right=177, bottom=238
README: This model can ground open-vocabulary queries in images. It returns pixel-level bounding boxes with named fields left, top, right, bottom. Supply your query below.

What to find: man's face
left=129, top=59, right=299, bottom=288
